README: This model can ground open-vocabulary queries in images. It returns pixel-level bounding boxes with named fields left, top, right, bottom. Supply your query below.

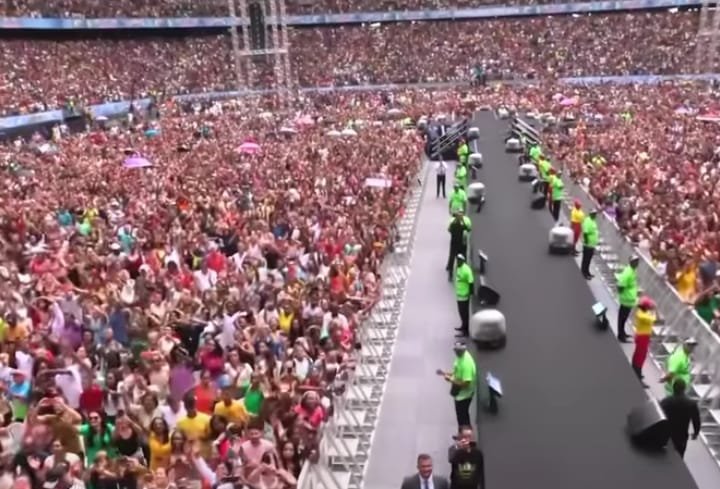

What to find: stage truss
left=227, top=0, right=293, bottom=105
left=694, top=0, right=720, bottom=74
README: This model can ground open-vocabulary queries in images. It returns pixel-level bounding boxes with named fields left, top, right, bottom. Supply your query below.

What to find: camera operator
left=448, top=426, right=485, bottom=489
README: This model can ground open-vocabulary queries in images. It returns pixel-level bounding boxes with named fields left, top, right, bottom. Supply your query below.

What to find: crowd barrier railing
left=6, top=75, right=720, bottom=133
left=297, top=151, right=427, bottom=489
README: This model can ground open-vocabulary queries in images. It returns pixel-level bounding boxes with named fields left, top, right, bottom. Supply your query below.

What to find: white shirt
left=160, top=404, right=187, bottom=431
left=193, top=269, right=218, bottom=292
left=418, top=475, right=434, bottom=489
left=435, top=161, right=448, bottom=176
left=55, top=364, right=82, bottom=409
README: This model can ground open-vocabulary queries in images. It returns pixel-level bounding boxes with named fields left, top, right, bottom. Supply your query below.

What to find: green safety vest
left=551, top=175, right=565, bottom=201
left=455, top=263, right=475, bottom=300
left=458, top=143, right=469, bottom=165
left=455, top=165, right=468, bottom=188
left=529, top=145, right=542, bottom=161
left=538, top=159, right=551, bottom=181
left=449, top=189, right=467, bottom=214
left=665, top=347, right=691, bottom=395
left=581, top=216, right=599, bottom=248
left=615, top=265, right=638, bottom=308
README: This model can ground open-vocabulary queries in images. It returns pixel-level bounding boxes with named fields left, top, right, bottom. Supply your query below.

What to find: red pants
left=632, top=334, right=651, bottom=369
left=571, top=222, right=581, bottom=246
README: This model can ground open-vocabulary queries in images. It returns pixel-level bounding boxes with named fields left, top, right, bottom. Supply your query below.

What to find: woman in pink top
left=293, top=391, right=325, bottom=429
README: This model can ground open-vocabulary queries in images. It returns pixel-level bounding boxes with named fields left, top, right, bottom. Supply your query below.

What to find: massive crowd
left=5, top=0, right=602, bottom=17
left=0, top=12, right=700, bottom=116
left=0, top=90, right=440, bottom=489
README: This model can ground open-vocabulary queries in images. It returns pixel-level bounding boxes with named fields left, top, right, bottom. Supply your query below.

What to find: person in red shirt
left=79, top=378, right=105, bottom=415
left=206, top=244, right=226, bottom=273
left=194, top=370, right=218, bottom=415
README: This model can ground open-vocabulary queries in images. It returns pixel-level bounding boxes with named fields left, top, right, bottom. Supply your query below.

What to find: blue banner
left=0, top=0, right=702, bottom=29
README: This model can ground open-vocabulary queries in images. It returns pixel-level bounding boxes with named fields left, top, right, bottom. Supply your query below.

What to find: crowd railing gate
left=510, top=112, right=720, bottom=467
left=297, top=155, right=427, bottom=489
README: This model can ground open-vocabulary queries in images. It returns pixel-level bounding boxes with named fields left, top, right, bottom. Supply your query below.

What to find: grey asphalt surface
left=468, top=111, right=697, bottom=489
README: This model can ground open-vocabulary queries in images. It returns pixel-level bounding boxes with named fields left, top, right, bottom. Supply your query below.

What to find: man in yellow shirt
left=176, top=396, right=210, bottom=442
left=214, top=386, right=249, bottom=427
left=570, top=200, right=585, bottom=256
left=631, top=296, right=656, bottom=388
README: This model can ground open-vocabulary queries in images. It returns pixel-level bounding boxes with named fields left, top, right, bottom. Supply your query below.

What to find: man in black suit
left=659, top=378, right=701, bottom=458
left=400, top=454, right=450, bottom=489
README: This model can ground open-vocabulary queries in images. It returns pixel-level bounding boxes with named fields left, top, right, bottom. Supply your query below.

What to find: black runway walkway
left=469, top=112, right=696, bottom=489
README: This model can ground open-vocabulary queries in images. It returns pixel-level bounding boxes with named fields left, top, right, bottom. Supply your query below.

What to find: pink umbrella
left=560, top=97, right=579, bottom=107
left=123, top=156, right=153, bottom=169
left=293, top=114, right=315, bottom=128
left=237, top=142, right=261, bottom=155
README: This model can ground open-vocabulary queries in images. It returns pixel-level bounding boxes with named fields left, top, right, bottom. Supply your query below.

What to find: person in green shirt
left=661, top=339, right=697, bottom=395
left=529, top=144, right=542, bottom=162
left=449, top=183, right=467, bottom=215
left=615, top=255, right=640, bottom=342
left=580, top=209, right=599, bottom=280
left=437, top=341, right=477, bottom=430
left=454, top=254, right=475, bottom=337
left=548, top=169, right=565, bottom=222
left=457, top=139, right=469, bottom=168
left=455, top=163, right=468, bottom=189
left=537, top=157, right=552, bottom=202
left=243, top=374, right=265, bottom=416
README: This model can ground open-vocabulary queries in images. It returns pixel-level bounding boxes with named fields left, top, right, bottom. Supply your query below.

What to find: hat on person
left=589, top=208, right=598, bottom=216
left=109, top=243, right=121, bottom=252
left=453, top=340, right=467, bottom=351
left=629, top=254, right=640, bottom=264
left=684, top=337, right=698, bottom=346
left=638, top=296, right=655, bottom=309
left=574, top=199, right=582, bottom=209
left=456, top=253, right=466, bottom=262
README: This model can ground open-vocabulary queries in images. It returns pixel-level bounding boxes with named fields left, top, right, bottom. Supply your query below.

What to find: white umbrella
left=341, top=128, right=358, bottom=137
left=259, top=111, right=273, bottom=119
left=279, top=126, right=297, bottom=134
left=387, top=108, right=403, bottom=117
left=327, top=130, right=342, bottom=137
left=96, top=116, right=109, bottom=122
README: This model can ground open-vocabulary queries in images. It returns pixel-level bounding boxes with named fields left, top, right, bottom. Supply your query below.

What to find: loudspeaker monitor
left=626, top=398, right=670, bottom=450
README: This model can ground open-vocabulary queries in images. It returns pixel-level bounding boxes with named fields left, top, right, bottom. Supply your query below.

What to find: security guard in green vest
left=537, top=156, right=552, bottom=203
left=447, top=211, right=472, bottom=280
left=581, top=209, right=599, bottom=280
left=615, top=255, right=640, bottom=343
left=455, top=162, right=468, bottom=189
left=457, top=138, right=469, bottom=169
left=449, top=183, right=467, bottom=215
left=454, top=254, right=475, bottom=337
left=548, top=169, right=565, bottom=222
left=529, top=143, right=542, bottom=162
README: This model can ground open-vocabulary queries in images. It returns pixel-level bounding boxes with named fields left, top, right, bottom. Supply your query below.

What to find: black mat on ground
left=469, top=112, right=696, bottom=489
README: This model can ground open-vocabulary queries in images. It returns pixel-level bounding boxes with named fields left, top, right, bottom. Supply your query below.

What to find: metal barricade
left=297, top=157, right=427, bottom=489
left=561, top=175, right=720, bottom=467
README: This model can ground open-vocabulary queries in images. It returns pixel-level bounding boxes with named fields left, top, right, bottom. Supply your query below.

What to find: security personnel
left=662, top=338, right=697, bottom=396
left=659, top=379, right=700, bottom=458
left=449, top=183, right=468, bottom=215
left=529, top=143, right=542, bottom=163
left=457, top=138, right=469, bottom=169
left=615, top=255, right=639, bottom=343
left=570, top=200, right=585, bottom=255
left=548, top=169, right=565, bottom=222
left=537, top=156, right=552, bottom=204
left=454, top=254, right=475, bottom=337
left=447, top=211, right=472, bottom=280
left=580, top=209, right=599, bottom=279
left=455, top=162, right=468, bottom=189
left=631, top=296, right=656, bottom=387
